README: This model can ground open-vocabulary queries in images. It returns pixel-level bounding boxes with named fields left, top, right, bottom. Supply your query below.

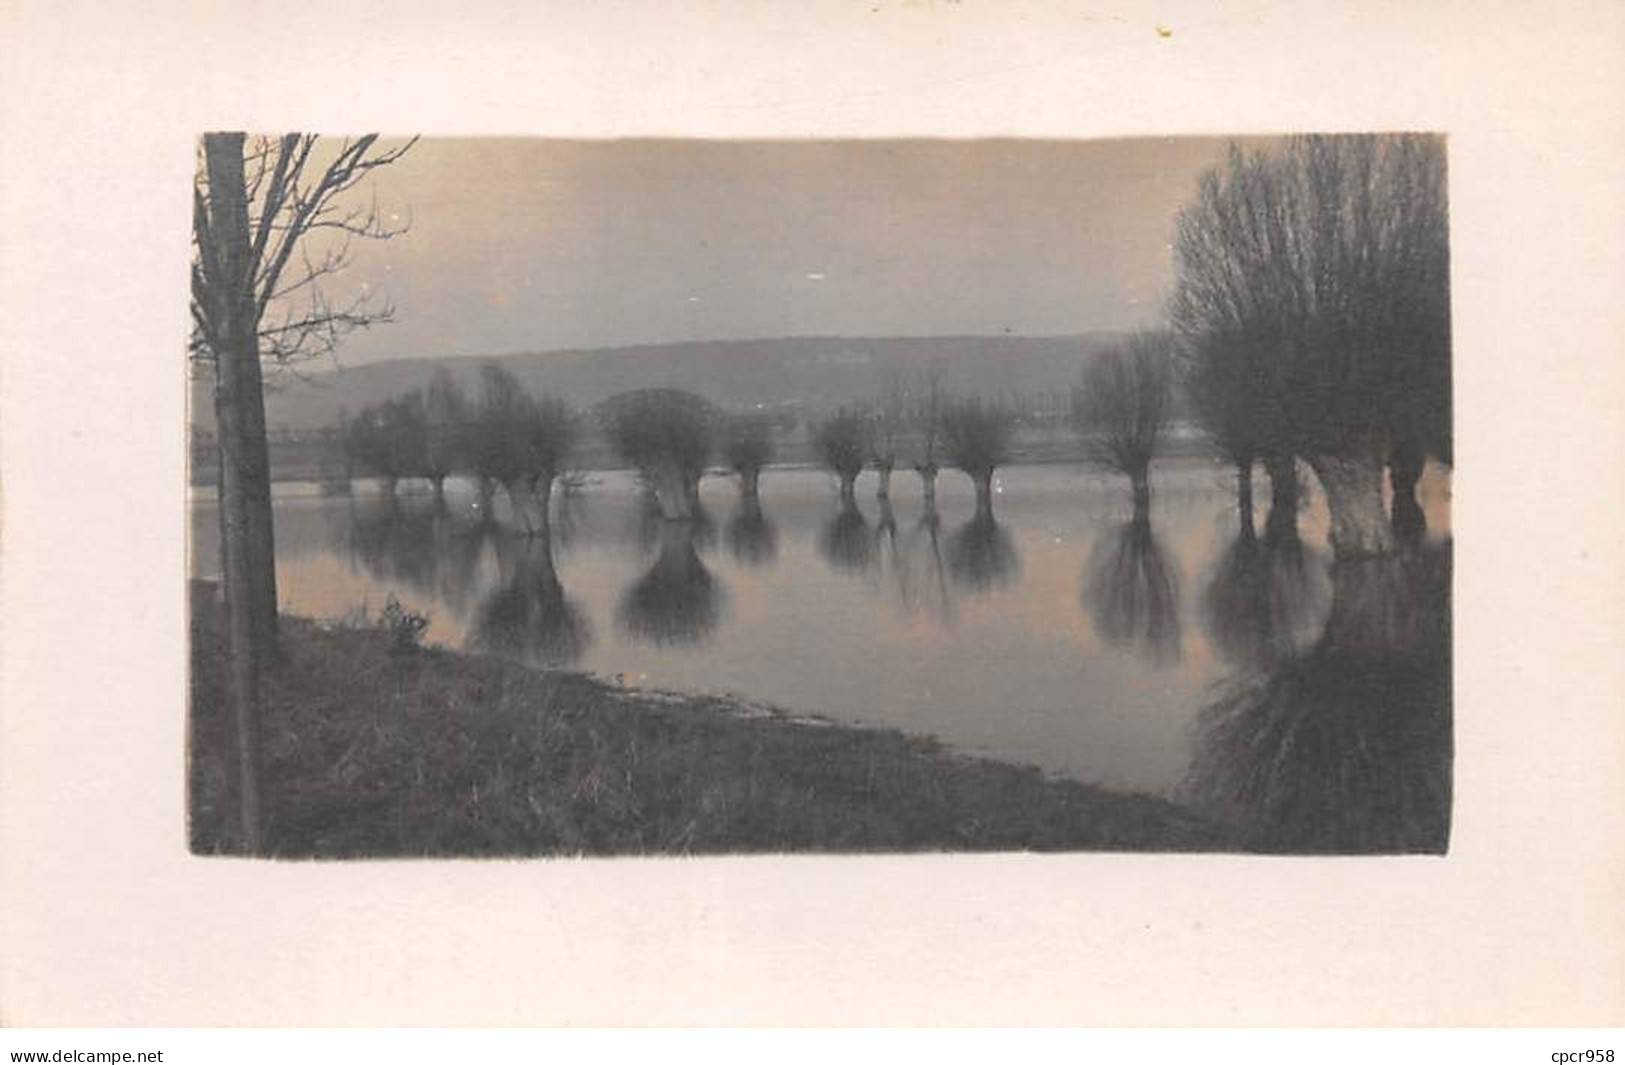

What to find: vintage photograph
left=187, top=133, right=1451, bottom=858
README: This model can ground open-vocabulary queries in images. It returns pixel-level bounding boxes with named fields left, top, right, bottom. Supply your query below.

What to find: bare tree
left=813, top=407, right=871, bottom=502
left=602, top=388, right=716, bottom=521
left=422, top=366, right=469, bottom=502
left=466, top=364, right=526, bottom=515
left=319, top=406, right=356, bottom=494
left=869, top=377, right=907, bottom=499
left=1172, top=134, right=1449, bottom=557
left=191, top=132, right=413, bottom=851
left=517, top=392, right=578, bottom=533
left=1072, top=330, right=1175, bottom=516
left=908, top=362, right=947, bottom=507
left=345, top=393, right=428, bottom=497
left=720, top=412, right=776, bottom=501
left=466, top=364, right=572, bottom=534
left=941, top=396, right=1013, bottom=514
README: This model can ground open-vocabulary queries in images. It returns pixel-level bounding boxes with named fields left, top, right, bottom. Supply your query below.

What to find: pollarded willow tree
left=517, top=392, right=579, bottom=530
left=1072, top=330, right=1176, bottom=516
left=908, top=362, right=948, bottom=507
left=814, top=407, right=872, bottom=503
left=1179, top=328, right=1299, bottom=540
left=345, top=392, right=428, bottom=497
left=941, top=397, right=1014, bottom=515
left=422, top=366, right=470, bottom=501
left=1172, top=134, right=1450, bottom=558
left=191, top=132, right=414, bottom=852
left=464, top=364, right=576, bottom=534
left=602, top=388, right=717, bottom=521
left=467, top=364, right=531, bottom=519
left=719, top=413, right=776, bottom=501
left=869, top=377, right=907, bottom=500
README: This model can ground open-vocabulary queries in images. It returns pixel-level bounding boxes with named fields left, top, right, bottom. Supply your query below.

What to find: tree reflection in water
left=891, top=506, right=956, bottom=624
left=630, top=488, right=716, bottom=561
left=946, top=507, right=1019, bottom=594
left=617, top=518, right=726, bottom=647
left=1200, top=516, right=1332, bottom=670
left=469, top=525, right=592, bottom=668
left=549, top=481, right=590, bottom=556
left=345, top=497, right=491, bottom=618
left=1184, top=542, right=1452, bottom=853
left=818, top=496, right=874, bottom=574
left=725, top=495, right=778, bottom=567
left=1083, top=513, right=1182, bottom=667
left=871, top=496, right=899, bottom=575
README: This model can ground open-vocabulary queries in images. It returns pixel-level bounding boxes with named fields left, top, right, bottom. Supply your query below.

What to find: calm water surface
left=190, top=459, right=1450, bottom=796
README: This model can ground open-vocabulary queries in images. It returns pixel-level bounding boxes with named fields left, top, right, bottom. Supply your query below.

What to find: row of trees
left=812, top=334, right=1180, bottom=520
left=338, top=339, right=1186, bottom=538
left=344, top=365, right=576, bottom=533
left=341, top=376, right=789, bottom=528
left=808, top=133, right=1449, bottom=567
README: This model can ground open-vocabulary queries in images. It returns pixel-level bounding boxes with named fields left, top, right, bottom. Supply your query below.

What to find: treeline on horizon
left=334, top=338, right=1182, bottom=515
left=341, top=131, right=1447, bottom=563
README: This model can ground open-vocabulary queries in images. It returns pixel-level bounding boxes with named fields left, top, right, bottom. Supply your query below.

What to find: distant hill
left=191, top=333, right=1133, bottom=434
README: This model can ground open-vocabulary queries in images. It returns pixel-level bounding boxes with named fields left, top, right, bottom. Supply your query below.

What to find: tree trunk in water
left=684, top=472, right=703, bottom=516
left=1263, top=453, right=1300, bottom=543
left=1389, top=439, right=1426, bottom=542
left=504, top=480, right=534, bottom=533
left=1129, top=466, right=1151, bottom=519
left=1308, top=437, right=1395, bottom=559
left=1235, top=457, right=1255, bottom=541
left=839, top=473, right=857, bottom=505
left=431, top=475, right=446, bottom=502
left=973, top=471, right=994, bottom=516
left=202, top=132, right=267, bottom=852
left=532, top=517, right=563, bottom=600
left=648, top=462, right=700, bottom=521
left=876, top=465, right=892, bottom=499
left=918, top=466, right=938, bottom=508
left=740, top=467, right=760, bottom=502
left=531, top=473, right=554, bottom=537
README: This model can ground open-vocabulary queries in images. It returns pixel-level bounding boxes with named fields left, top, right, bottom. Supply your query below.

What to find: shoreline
left=186, top=426, right=1225, bottom=489
left=189, top=588, right=1233, bottom=858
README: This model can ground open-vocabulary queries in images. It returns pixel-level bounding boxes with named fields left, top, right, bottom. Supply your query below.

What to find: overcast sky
left=315, top=136, right=1256, bottom=365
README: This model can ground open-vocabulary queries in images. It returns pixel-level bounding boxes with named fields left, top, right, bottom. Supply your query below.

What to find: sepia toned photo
left=13, top=0, right=1625, bottom=1033
left=187, top=133, right=1451, bottom=859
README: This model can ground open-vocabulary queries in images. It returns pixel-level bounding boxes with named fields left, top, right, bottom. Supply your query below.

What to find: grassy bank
left=190, top=588, right=1229, bottom=857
